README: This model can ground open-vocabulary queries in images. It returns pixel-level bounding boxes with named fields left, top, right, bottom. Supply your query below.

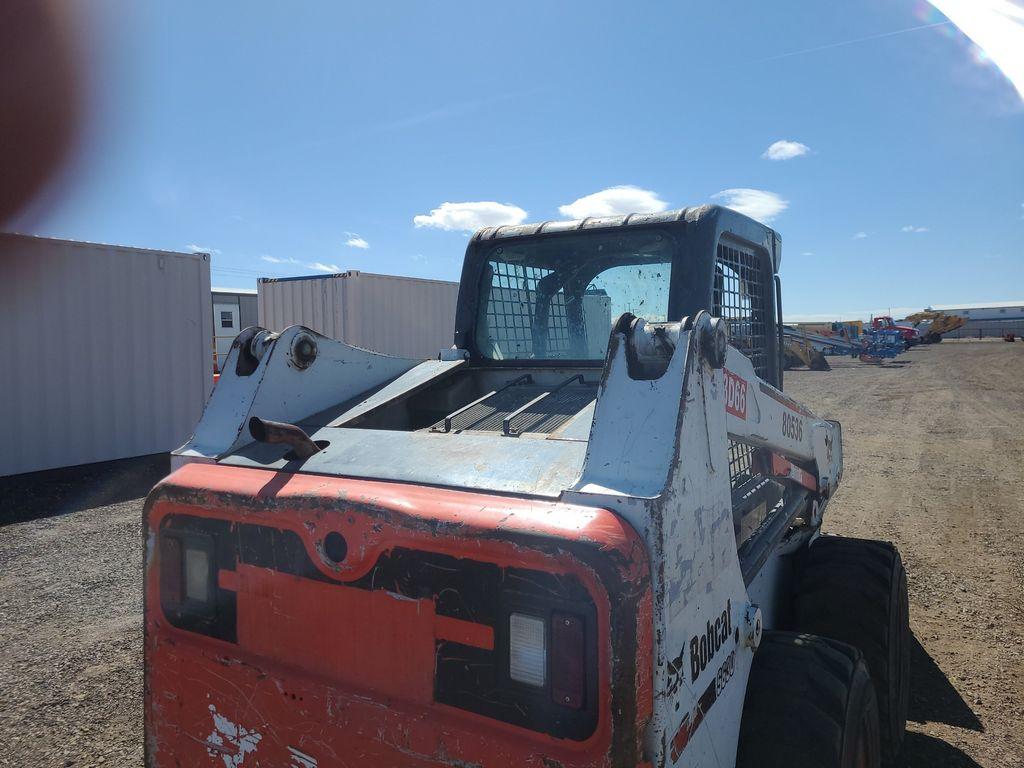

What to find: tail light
left=184, top=545, right=212, bottom=602
left=157, top=523, right=233, bottom=641
left=160, top=532, right=214, bottom=609
left=509, top=613, right=547, bottom=686
left=551, top=612, right=585, bottom=709
left=159, top=536, right=183, bottom=606
left=508, top=611, right=586, bottom=709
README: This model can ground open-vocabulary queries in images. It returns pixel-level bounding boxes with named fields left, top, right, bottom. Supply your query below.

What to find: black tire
left=736, top=632, right=881, bottom=768
left=794, top=537, right=910, bottom=764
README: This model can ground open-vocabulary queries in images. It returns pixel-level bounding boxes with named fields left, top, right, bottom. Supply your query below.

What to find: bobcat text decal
left=690, top=599, right=733, bottom=682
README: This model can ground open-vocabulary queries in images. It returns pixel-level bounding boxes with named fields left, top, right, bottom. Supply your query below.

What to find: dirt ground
left=1, top=340, right=1022, bottom=767
left=785, top=340, right=1024, bottom=768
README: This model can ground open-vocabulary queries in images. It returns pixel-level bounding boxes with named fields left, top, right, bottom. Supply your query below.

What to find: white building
left=212, top=287, right=258, bottom=371
left=928, top=301, right=1024, bottom=321
left=927, top=301, right=1024, bottom=338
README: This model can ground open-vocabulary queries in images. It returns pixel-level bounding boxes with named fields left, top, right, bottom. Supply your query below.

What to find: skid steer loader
left=144, top=205, right=910, bottom=768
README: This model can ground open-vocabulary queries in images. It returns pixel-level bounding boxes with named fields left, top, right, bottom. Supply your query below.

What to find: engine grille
left=429, top=377, right=597, bottom=436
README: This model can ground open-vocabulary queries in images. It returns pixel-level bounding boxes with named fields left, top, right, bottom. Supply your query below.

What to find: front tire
left=736, top=632, right=881, bottom=768
left=794, top=537, right=910, bottom=763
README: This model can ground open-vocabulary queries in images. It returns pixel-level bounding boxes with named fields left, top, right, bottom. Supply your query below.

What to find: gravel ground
left=786, top=340, right=1024, bottom=768
left=1, top=341, right=1021, bottom=767
left=0, top=456, right=163, bottom=767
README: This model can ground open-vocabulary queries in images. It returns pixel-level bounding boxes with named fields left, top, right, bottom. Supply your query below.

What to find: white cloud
left=414, top=201, right=528, bottom=232
left=712, top=188, right=789, bottom=223
left=926, top=0, right=1024, bottom=101
left=557, top=185, right=669, bottom=219
left=345, top=236, right=370, bottom=249
left=187, top=244, right=221, bottom=255
left=762, top=140, right=811, bottom=161
left=263, top=254, right=352, bottom=274
left=853, top=231, right=869, bottom=239
left=308, top=262, right=342, bottom=273
left=801, top=251, right=815, bottom=256
left=901, top=225, right=930, bottom=233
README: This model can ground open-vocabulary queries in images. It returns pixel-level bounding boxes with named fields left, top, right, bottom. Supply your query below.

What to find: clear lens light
left=184, top=547, right=210, bottom=601
left=509, top=613, right=546, bottom=686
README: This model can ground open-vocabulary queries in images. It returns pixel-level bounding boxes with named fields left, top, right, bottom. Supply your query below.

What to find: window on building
left=220, top=311, right=234, bottom=329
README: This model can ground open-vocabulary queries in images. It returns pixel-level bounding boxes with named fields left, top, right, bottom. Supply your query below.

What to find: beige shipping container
left=257, top=271, right=459, bottom=359
left=0, top=233, right=213, bottom=477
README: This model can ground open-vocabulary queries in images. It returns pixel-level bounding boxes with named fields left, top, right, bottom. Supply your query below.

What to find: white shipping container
left=258, top=271, right=459, bottom=358
left=0, top=233, right=213, bottom=477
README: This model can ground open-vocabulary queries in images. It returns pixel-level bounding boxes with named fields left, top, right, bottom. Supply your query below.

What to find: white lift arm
left=722, top=345, right=843, bottom=498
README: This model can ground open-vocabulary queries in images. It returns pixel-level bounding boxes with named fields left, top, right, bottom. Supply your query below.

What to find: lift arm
left=723, top=345, right=842, bottom=497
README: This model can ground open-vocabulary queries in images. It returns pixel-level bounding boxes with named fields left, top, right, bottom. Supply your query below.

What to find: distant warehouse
left=928, top=301, right=1024, bottom=338
left=258, top=271, right=459, bottom=359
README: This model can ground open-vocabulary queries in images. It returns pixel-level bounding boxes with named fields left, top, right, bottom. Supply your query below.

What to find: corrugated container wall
left=0, top=234, right=213, bottom=476
left=258, top=272, right=459, bottom=358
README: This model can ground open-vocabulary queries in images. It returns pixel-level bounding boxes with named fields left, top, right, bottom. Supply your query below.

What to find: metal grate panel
left=484, top=261, right=572, bottom=358
left=728, top=439, right=757, bottom=489
left=428, top=380, right=596, bottom=435
left=729, top=439, right=777, bottom=547
left=714, top=243, right=768, bottom=379
left=506, top=385, right=597, bottom=435
left=436, top=385, right=537, bottom=432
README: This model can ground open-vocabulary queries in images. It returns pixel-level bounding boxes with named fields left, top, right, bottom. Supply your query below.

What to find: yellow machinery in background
left=783, top=335, right=831, bottom=370
left=903, top=311, right=966, bottom=343
left=783, top=321, right=866, bottom=371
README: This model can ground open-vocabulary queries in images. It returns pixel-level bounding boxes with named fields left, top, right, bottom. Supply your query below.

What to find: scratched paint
left=288, top=746, right=318, bottom=768
left=143, top=464, right=652, bottom=767
left=205, top=706, right=262, bottom=768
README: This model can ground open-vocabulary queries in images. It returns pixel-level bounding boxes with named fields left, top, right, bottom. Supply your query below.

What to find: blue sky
left=14, top=0, right=1024, bottom=319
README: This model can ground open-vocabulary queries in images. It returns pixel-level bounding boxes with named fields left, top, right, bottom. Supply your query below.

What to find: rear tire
left=794, top=537, right=910, bottom=764
left=736, top=632, right=881, bottom=768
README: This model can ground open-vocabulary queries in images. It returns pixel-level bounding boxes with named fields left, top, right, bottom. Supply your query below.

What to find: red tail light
left=552, top=612, right=585, bottom=709
left=160, top=536, right=183, bottom=607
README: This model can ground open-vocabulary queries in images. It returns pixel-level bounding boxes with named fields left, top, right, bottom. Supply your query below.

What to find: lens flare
left=925, top=0, right=1024, bottom=101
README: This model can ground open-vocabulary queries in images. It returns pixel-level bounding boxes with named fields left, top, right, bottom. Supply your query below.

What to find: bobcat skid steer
left=144, top=205, right=909, bottom=768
